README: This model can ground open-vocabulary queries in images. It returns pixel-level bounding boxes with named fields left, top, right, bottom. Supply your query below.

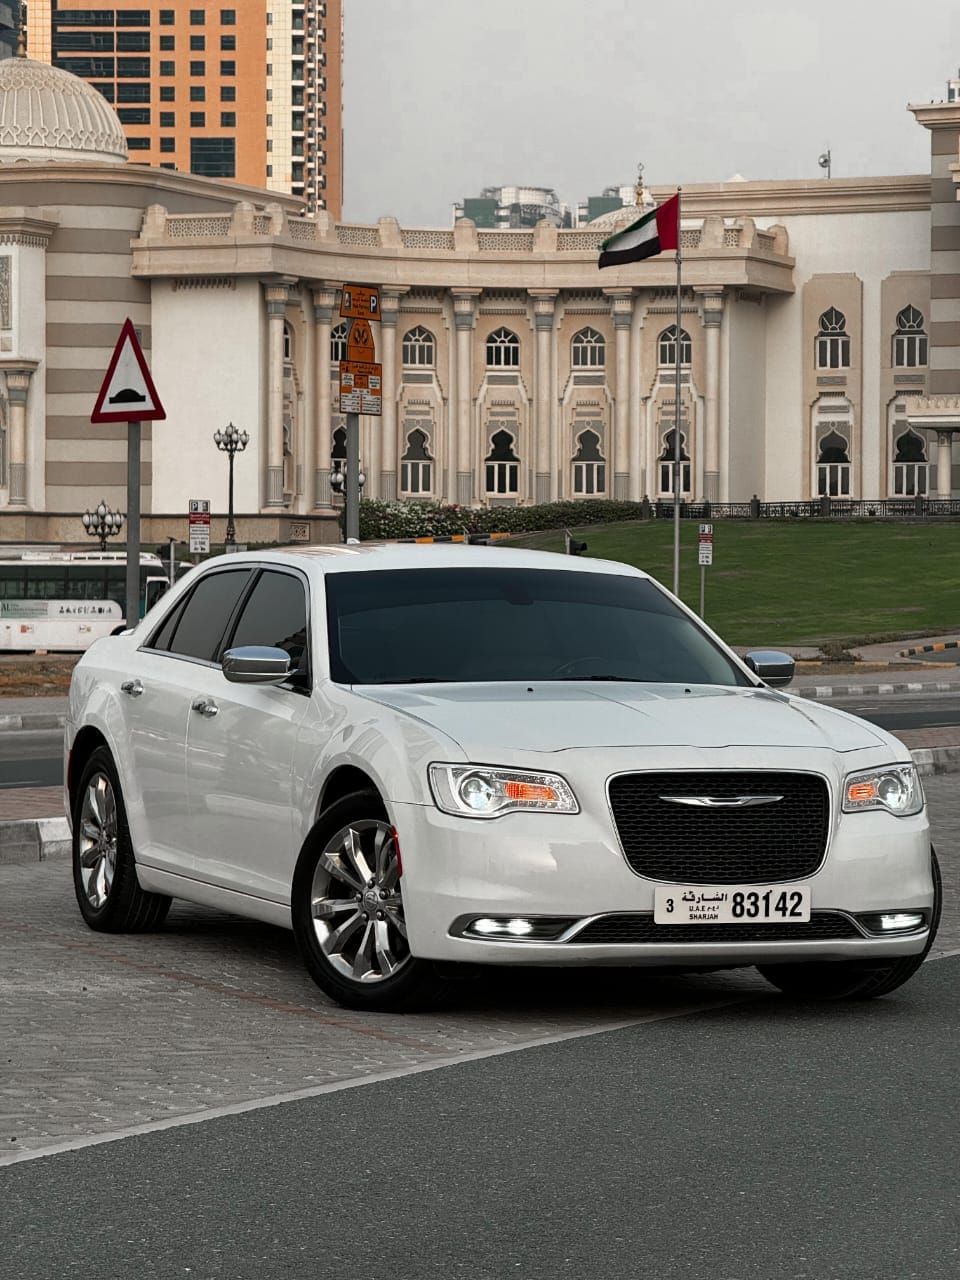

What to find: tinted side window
left=226, top=570, right=309, bottom=672
left=163, top=570, right=251, bottom=662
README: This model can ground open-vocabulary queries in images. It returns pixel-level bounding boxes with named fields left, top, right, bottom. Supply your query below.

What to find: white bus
left=0, top=549, right=176, bottom=652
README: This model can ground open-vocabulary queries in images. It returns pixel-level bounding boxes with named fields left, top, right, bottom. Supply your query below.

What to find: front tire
left=292, top=790, right=449, bottom=1012
left=757, top=850, right=941, bottom=1000
left=72, top=745, right=171, bottom=932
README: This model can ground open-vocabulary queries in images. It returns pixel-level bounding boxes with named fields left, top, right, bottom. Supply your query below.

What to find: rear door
left=182, top=566, right=312, bottom=903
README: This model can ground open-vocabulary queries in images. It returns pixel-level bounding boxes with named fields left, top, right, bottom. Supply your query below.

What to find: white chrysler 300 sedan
left=65, top=544, right=939, bottom=1011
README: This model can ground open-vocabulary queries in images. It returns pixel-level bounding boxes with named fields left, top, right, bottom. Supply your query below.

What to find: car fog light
left=858, top=911, right=927, bottom=934
left=470, top=917, right=535, bottom=937
left=877, top=912, right=926, bottom=931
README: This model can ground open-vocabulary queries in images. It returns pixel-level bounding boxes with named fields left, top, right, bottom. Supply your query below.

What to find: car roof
left=210, top=542, right=651, bottom=579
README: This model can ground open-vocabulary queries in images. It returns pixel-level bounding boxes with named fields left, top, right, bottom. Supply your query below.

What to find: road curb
left=0, top=712, right=65, bottom=731
left=899, top=640, right=960, bottom=657
left=0, top=816, right=70, bottom=865
left=1, top=741, right=957, bottom=866
left=797, top=681, right=957, bottom=700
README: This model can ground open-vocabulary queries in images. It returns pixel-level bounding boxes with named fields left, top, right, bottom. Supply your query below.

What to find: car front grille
left=608, top=770, right=830, bottom=884
left=571, top=911, right=861, bottom=945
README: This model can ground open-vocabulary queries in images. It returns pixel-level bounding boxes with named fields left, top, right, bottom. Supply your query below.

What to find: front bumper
left=391, top=790, right=935, bottom=967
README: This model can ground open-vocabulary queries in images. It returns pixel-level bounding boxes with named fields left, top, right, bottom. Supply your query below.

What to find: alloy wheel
left=310, top=819, right=410, bottom=984
left=78, top=772, right=118, bottom=909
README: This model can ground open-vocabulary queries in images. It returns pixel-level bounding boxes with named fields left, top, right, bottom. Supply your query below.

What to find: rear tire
left=72, top=745, right=171, bottom=933
left=292, top=790, right=450, bottom=1012
left=757, top=850, right=941, bottom=1000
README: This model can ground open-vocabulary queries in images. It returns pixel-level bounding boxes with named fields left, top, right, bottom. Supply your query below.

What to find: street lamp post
left=81, top=499, right=124, bottom=552
left=329, top=463, right=366, bottom=541
left=213, top=422, right=249, bottom=548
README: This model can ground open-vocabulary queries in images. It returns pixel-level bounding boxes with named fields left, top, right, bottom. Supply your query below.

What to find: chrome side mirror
left=744, top=650, right=795, bottom=688
left=222, top=645, right=292, bottom=685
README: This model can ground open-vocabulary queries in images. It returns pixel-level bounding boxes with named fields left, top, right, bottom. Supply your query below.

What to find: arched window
left=331, top=425, right=347, bottom=462
left=400, top=428, right=433, bottom=495
left=572, top=327, right=605, bottom=368
left=283, top=323, right=293, bottom=362
left=402, top=326, right=435, bottom=367
left=331, top=322, right=347, bottom=364
left=658, top=430, right=691, bottom=496
left=484, top=429, right=519, bottom=495
left=892, top=428, right=928, bottom=496
left=893, top=306, right=927, bottom=369
left=486, top=327, right=519, bottom=368
left=817, top=430, right=850, bottom=496
left=816, top=308, right=849, bottom=370
left=572, top=429, right=606, bottom=496
left=658, top=325, right=691, bottom=367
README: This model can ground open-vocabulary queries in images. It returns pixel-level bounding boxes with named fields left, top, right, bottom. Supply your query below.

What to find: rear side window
left=153, top=569, right=251, bottom=662
left=225, top=570, right=309, bottom=673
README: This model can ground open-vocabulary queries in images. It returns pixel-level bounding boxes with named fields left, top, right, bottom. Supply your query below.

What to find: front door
left=183, top=567, right=313, bottom=904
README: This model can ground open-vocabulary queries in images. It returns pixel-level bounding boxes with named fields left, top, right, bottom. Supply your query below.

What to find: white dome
left=0, top=56, right=127, bottom=165
left=588, top=204, right=645, bottom=231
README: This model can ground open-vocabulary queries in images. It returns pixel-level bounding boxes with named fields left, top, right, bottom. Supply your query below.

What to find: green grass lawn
left=505, top=520, right=960, bottom=647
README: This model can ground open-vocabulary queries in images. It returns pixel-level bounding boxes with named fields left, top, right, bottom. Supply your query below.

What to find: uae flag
left=598, top=193, right=680, bottom=269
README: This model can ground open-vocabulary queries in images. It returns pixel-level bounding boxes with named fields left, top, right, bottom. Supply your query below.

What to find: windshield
left=325, top=567, right=752, bottom=687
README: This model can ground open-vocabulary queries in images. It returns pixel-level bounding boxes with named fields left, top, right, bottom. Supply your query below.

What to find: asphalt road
left=3, top=957, right=958, bottom=1280
left=6, top=692, right=960, bottom=791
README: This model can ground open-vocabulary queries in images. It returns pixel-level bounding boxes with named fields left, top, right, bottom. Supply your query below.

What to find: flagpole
left=673, top=187, right=682, bottom=597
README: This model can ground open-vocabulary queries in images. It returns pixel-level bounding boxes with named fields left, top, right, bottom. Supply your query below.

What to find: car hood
left=354, top=682, right=889, bottom=756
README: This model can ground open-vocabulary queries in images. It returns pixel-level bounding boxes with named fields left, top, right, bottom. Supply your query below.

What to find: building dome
left=0, top=56, right=127, bottom=164
left=588, top=203, right=650, bottom=231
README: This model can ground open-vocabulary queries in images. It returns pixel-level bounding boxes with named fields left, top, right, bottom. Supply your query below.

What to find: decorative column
left=380, top=288, right=405, bottom=501
left=4, top=365, right=36, bottom=508
left=264, top=280, right=291, bottom=507
left=606, top=290, right=634, bottom=499
left=698, top=288, right=724, bottom=502
left=629, top=296, right=645, bottom=501
left=937, top=431, right=954, bottom=498
left=299, top=292, right=316, bottom=513
left=530, top=290, right=558, bottom=504
left=312, top=284, right=337, bottom=507
left=452, top=290, right=480, bottom=505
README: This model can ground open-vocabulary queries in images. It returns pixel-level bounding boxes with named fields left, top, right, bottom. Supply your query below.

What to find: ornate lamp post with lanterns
left=81, top=499, right=124, bottom=552
left=213, top=421, right=249, bottom=548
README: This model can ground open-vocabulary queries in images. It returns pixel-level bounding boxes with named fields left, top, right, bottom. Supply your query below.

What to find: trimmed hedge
left=358, top=499, right=648, bottom=540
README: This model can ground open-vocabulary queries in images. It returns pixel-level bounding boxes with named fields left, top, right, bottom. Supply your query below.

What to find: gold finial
left=634, top=162, right=644, bottom=206
left=16, top=17, right=26, bottom=59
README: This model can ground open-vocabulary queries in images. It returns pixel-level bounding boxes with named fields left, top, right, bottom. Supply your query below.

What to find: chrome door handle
left=120, top=679, right=143, bottom=697
left=191, top=698, right=219, bottom=718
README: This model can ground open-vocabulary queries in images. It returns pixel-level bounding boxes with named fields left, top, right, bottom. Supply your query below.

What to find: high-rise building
left=453, top=186, right=571, bottom=229
left=0, top=4, right=16, bottom=59
left=25, top=1, right=341, bottom=213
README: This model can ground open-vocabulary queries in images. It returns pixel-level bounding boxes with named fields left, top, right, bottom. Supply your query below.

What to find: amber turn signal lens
left=846, top=780, right=878, bottom=804
left=504, top=781, right=557, bottom=804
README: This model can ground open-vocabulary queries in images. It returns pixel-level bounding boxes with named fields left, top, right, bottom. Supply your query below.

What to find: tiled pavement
left=0, top=776, right=957, bottom=1161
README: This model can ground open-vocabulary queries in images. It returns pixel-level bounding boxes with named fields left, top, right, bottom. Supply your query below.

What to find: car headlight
left=428, top=764, right=579, bottom=819
left=842, top=764, right=923, bottom=817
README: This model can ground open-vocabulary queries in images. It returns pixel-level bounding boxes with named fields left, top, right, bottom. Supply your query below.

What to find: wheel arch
left=67, top=725, right=111, bottom=813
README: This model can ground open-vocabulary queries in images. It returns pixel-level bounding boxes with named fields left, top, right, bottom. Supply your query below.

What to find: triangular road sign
left=91, top=317, right=166, bottom=424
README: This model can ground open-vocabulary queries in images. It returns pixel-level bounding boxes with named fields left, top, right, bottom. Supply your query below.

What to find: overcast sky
left=341, top=0, right=960, bottom=226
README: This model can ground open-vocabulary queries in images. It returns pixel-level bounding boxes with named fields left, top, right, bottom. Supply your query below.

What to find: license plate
left=653, top=885, right=811, bottom=925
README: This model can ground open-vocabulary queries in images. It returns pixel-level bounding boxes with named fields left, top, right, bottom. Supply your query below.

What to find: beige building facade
left=0, top=55, right=959, bottom=542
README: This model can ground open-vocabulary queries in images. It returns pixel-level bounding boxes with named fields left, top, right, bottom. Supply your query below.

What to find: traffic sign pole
left=125, top=420, right=141, bottom=629
left=345, top=412, right=360, bottom=542
left=92, top=318, right=166, bottom=630
left=337, top=285, right=382, bottom=543
left=697, top=523, right=713, bottom=620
